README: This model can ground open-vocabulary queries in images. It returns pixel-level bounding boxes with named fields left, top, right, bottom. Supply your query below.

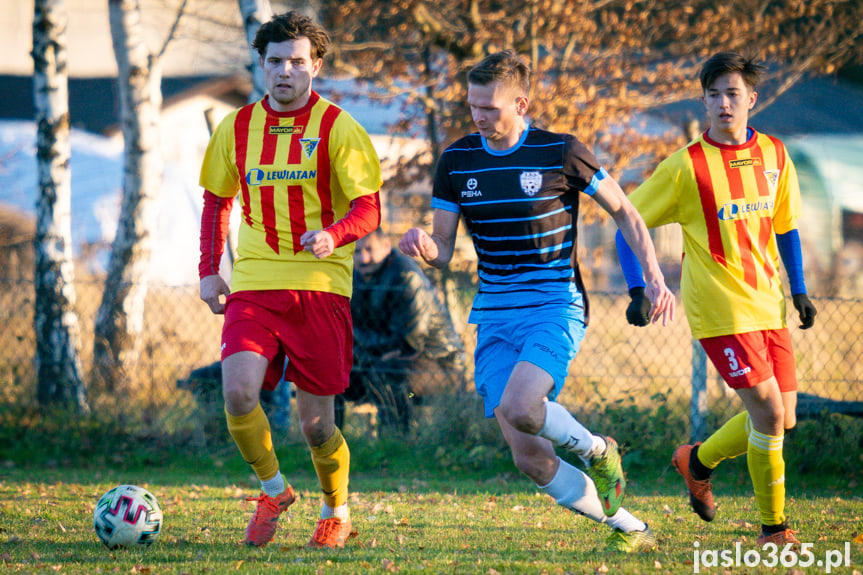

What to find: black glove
left=626, top=287, right=651, bottom=327
left=792, top=293, right=817, bottom=329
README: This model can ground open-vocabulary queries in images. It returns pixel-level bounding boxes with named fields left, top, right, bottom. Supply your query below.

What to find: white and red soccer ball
left=93, top=485, right=163, bottom=549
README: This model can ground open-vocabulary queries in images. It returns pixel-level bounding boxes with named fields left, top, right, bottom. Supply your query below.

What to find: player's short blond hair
left=467, top=50, right=531, bottom=97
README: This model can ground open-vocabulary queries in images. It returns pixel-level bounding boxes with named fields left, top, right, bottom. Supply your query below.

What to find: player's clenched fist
left=300, top=230, right=335, bottom=259
left=399, top=227, right=438, bottom=262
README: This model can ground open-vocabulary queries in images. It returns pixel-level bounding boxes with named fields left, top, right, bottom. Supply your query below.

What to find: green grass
left=1, top=391, right=862, bottom=574
left=1, top=437, right=862, bottom=575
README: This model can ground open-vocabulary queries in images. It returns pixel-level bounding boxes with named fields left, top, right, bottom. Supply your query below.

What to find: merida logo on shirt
left=717, top=198, right=774, bottom=221
left=246, top=168, right=317, bottom=186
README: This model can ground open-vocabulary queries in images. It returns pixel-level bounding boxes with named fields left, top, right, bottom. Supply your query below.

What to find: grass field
left=1, top=429, right=862, bottom=575
left=1, top=279, right=861, bottom=573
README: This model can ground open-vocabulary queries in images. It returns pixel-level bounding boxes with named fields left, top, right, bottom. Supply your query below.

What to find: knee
left=499, top=399, right=542, bottom=435
left=751, top=405, right=784, bottom=435
left=222, top=383, right=258, bottom=415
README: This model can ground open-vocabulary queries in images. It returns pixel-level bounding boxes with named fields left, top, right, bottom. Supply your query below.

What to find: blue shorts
left=473, top=315, right=586, bottom=418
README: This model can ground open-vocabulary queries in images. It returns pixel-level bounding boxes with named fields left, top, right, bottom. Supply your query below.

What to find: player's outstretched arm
left=593, top=177, right=675, bottom=326
left=399, top=209, right=459, bottom=268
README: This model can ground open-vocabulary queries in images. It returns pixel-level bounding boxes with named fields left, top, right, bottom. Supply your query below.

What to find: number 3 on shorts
left=724, top=347, right=739, bottom=371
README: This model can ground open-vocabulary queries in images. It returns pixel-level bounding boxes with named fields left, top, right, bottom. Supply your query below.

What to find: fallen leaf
left=654, top=560, right=662, bottom=568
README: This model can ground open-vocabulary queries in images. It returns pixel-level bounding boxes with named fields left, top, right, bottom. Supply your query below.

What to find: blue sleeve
left=776, top=229, right=807, bottom=295
left=615, top=229, right=646, bottom=290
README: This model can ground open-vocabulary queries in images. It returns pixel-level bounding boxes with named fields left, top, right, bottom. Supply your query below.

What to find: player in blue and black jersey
left=399, top=50, right=675, bottom=552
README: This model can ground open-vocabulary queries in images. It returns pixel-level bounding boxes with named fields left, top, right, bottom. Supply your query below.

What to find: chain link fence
left=1, top=277, right=861, bottom=445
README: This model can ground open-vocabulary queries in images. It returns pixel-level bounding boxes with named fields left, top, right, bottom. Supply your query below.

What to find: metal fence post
left=691, top=340, right=708, bottom=443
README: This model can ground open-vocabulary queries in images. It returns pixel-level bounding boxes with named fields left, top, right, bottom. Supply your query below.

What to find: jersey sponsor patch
left=519, top=171, right=543, bottom=196
left=728, top=157, right=762, bottom=169
left=245, top=168, right=317, bottom=186
left=269, top=125, right=304, bottom=135
left=717, top=199, right=774, bottom=221
left=461, top=177, right=482, bottom=198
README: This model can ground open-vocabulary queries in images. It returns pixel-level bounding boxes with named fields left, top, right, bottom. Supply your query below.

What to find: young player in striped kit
left=198, top=12, right=382, bottom=548
left=616, top=52, right=817, bottom=546
left=400, top=50, right=675, bottom=552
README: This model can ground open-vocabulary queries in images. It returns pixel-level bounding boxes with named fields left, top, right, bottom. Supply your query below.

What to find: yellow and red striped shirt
left=200, top=92, right=382, bottom=296
left=629, top=130, right=801, bottom=338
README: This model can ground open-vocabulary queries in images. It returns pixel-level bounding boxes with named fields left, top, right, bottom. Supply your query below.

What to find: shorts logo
left=300, top=138, right=320, bottom=159
left=269, top=125, right=303, bottom=135
left=520, top=171, right=543, bottom=196
left=532, top=342, right=559, bottom=360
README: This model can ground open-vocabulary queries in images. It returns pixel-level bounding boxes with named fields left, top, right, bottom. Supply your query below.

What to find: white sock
left=260, top=473, right=286, bottom=498
left=537, top=458, right=607, bottom=523
left=606, top=508, right=647, bottom=533
left=321, top=503, right=349, bottom=521
left=538, top=401, right=605, bottom=461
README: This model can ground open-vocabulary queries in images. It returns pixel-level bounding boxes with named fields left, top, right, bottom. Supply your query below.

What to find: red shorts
left=221, top=290, right=352, bottom=396
left=699, top=328, right=797, bottom=392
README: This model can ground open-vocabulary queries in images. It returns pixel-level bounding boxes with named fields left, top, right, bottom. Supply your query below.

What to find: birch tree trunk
left=93, top=0, right=162, bottom=391
left=237, top=0, right=272, bottom=102
left=32, top=0, right=87, bottom=410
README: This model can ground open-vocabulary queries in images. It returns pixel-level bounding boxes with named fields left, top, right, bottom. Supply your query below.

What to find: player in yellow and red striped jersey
left=198, top=12, right=382, bottom=549
left=617, top=52, right=817, bottom=547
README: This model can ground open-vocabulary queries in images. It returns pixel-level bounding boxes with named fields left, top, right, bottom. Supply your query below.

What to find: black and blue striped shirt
left=431, top=125, right=607, bottom=325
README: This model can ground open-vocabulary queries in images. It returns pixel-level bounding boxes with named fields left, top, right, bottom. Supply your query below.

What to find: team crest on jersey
left=763, top=169, right=780, bottom=192
left=519, top=171, right=543, bottom=196
left=300, top=138, right=320, bottom=159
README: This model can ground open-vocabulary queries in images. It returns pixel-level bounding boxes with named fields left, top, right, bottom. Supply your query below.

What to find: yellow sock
left=697, top=411, right=750, bottom=469
left=225, top=403, right=279, bottom=482
left=310, top=427, right=350, bottom=508
left=747, top=429, right=785, bottom=526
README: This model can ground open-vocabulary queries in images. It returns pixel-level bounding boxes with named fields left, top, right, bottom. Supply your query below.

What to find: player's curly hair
left=252, top=11, right=331, bottom=60
left=467, top=49, right=531, bottom=97
left=699, top=52, right=766, bottom=92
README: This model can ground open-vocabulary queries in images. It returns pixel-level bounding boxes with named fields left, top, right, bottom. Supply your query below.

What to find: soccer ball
left=93, top=485, right=163, bottom=549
